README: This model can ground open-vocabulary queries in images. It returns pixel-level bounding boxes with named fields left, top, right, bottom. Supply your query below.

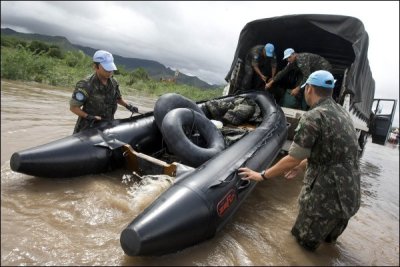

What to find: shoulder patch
left=75, top=92, right=85, bottom=101
left=73, top=90, right=87, bottom=102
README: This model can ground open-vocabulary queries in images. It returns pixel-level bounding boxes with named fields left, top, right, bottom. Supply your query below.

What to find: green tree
left=1, top=45, right=54, bottom=81
left=1, top=36, right=27, bottom=48
left=47, top=45, right=63, bottom=59
left=64, top=50, right=91, bottom=67
left=28, top=40, right=50, bottom=55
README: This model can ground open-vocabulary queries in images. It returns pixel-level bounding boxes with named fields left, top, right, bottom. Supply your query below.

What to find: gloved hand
left=86, top=114, right=96, bottom=121
left=126, top=103, right=139, bottom=113
left=86, top=114, right=99, bottom=127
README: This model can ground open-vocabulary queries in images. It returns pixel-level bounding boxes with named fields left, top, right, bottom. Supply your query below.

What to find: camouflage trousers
left=241, top=63, right=268, bottom=91
left=291, top=208, right=349, bottom=251
left=241, top=63, right=257, bottom=91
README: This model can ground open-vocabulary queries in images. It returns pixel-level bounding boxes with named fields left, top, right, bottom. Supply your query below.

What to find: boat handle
left=237, top=179, right=251, bottom=192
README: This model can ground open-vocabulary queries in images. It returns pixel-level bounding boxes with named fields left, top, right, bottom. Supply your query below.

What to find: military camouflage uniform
left=274, top=53, right=332, bottom=110
left=241, top=45, right=277, bottom=91
left=288, top=97, right=361, bottom=250
left=70, top=73, right=122, bottom=133
left=205, top=96, right=261, bottom=126
left=205, top=96, right=262, bottom=146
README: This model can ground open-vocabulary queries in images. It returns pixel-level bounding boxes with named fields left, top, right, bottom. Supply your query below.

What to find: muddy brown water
left=1, top=79, right=399, bottom=266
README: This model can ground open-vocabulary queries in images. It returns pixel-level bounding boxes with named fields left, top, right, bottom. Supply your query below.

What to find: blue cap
left=301, top=70, right=336, bottom=89
left=264, top=43, right=275, bottom=57
left=283, top=48, right=295, bottom=60
left=93, top=50, right=117, bottom=71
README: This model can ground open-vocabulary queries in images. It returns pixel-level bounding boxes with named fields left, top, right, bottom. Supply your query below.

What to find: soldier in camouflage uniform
left=70, top=50, right=139, bottom=134
left=241, top=43, right=277, bottom=92
left=266, top=48, right=332, bottom=110
left=239, top=70, right=360, bottom=251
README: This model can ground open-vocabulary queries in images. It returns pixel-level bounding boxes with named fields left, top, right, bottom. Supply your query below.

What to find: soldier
left=241, top=43, right=277, bottom=92
left=265, top=48, right=332, bottom=110
left=239, top=70, right=361, bottom=251
left=70, top=50, right=139, bottom=134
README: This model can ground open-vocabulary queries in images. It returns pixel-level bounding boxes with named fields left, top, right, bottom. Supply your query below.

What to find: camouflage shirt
left=288, top=97, right=361, bottom=219
left=70, top=73, right=122, bottom=133
left=274, top=52, right=332, bottom=87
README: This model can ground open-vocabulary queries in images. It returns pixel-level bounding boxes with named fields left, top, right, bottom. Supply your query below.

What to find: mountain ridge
left=1, top=27, right=221, bottom=89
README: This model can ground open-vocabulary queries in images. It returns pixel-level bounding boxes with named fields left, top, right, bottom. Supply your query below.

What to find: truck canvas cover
left=225, top=14, right=375, bottom=121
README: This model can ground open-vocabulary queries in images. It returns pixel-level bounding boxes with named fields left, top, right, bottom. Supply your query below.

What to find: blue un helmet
left=264, top=43, right=275, bottom=57
left=301, top=70, right=336, bottom=89
left=93, top=50, right=117, bottom=71
left=283, top=48, right=295, bottom=60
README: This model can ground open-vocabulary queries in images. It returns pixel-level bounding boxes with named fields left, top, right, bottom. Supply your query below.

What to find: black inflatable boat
left=10, top=91, right=287, bottom=256
left=120, top=91, right=287, bottom=256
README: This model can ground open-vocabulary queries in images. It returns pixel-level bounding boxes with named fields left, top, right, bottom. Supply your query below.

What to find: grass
left=1, top=44, right=224, bottom=101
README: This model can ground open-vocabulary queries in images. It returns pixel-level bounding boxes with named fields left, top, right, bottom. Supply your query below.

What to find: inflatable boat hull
left=120, top=91, right=287, bottom=255
left=10, top=116, right=161, bottom=178
left=10, top=91, right=287, bottom=256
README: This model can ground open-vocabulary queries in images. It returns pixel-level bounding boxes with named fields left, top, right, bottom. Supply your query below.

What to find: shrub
left=28, top=40, right=50, bottom=54
left=64, top=50, right=89, bottom=67
left=1, top=36, right=28, bottom=48
left=126, top=68, right=149, bottom=85
left=1, top=41, right=224, bottom=101
left=1, top=45, right=55, bottom=81
left=47, top=46, right=63, bottom=59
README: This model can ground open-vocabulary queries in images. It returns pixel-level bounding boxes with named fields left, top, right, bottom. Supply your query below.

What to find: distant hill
left=73, top=44, right=216, bottom=89
left=1, top=28, right=79, bottom=52
left=1, top=28, right=220, bottom=89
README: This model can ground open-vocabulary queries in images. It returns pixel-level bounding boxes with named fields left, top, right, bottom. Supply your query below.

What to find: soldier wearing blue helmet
left=240, top=43, right=277, bottom=93
left=239, top=70, right=361, bottom=252
left=266, top=48, right=332, bottom=110
left=69, top=50, right=139, bottom=133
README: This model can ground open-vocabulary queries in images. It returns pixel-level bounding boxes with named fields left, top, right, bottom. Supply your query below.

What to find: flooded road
left=1, top=79, right=399, bottom=266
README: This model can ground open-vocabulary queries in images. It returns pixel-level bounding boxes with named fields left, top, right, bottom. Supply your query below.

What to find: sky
left=1, top=1, right=399, bottom=126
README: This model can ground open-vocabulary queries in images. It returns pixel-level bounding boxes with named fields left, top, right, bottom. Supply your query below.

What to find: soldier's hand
left=290, top=87, right=300, bottom=96
left=284, top=168, right=300, bottom=179
left=265, top=81, right=272, bottom=89
left=260, top=75, right=267, bottom=82
left=238, top=167, right=263, bottom=182
left=126, top=103, right=139, bottom=113
left=86, top=114, right=101, bottom=121
left=284, top=160, right=306, bottom=179
left=86, top=114, right=101, bottom=127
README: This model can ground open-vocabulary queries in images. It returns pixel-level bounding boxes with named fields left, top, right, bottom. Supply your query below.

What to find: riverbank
left=1, top=44, right=223, bottom=102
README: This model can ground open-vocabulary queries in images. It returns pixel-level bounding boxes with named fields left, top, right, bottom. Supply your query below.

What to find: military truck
left=224, top=14, right=396, bottom=155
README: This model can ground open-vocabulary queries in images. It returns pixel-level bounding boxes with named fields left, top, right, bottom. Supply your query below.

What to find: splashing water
left=122, top=173, right=176, bottom=214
